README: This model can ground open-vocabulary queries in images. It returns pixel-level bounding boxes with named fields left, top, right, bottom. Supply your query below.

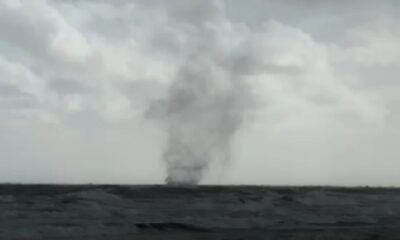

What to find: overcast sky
left=1, top=0, right=400, bottom=186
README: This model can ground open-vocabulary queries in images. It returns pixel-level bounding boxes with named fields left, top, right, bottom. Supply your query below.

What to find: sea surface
left=0, top=185, right=399, bottom=239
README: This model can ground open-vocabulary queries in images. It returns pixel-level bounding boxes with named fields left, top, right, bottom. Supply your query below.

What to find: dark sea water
left=0, top=185, right=399, bottom=239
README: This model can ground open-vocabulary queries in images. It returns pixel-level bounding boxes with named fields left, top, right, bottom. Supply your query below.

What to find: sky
left=0, top=0, right=400, bottom=186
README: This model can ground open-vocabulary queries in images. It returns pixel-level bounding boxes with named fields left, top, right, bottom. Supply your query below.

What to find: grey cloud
left=0, top=83, right=27, bottom=97
left=224, top=0, right=400, bottom=44
left=0, top=83, right=36, bottom=110
left=347, top=63, right=400, bottom=90
left=0, top=4, right=55, bottom=59
left=164, top=0, right=224, bottom=25
left=48, top=78, right=89, bottom=95
left=8, top=97, right=37, bottom=109
left=0, top=97, right=37, bottom=110
left=221, top=53, right=304, bottom=76
left=387, top=100, right=400, bottom=124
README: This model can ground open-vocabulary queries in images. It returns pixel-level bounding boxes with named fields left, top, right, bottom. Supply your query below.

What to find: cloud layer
left=0, top=0, right=399, bottom=185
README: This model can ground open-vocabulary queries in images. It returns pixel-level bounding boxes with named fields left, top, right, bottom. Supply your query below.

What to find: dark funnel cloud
left=145, top=0, right=261, bottom=186
left=148, top=49, right=255, bottom=185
